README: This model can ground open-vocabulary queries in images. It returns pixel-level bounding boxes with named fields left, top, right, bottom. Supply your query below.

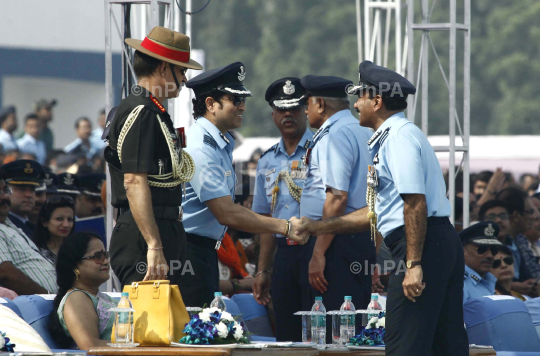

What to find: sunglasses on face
left=45, top=195, right=75, bottom=209
left=81, top=250, right=110, bottom=264
left=223, top=95, right=247, bottom=107
left=473, top=245, right=499, bottom=256
left=484, top=213, right=509, bottom=221
left=492, top=256, right=514, bottom=269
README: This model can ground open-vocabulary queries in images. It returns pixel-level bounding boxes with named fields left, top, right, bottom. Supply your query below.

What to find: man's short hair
left=133, top=50, right=162, bottom=79
left=474, top=171, right=493, bottom=184
left=478, top=199, right=509, bottom=221
left=496, top=187, right=527, bottom=215
left=191, top=90, right=226, bottom=119
left=367, top=90, right=407, bottom=111
left=74, top=117, right=91, bottom=129
left=25, top=113, right=39, bottom=123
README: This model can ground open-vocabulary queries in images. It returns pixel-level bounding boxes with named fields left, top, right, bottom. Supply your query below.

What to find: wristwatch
left=406, top=260, right=421, bottom=269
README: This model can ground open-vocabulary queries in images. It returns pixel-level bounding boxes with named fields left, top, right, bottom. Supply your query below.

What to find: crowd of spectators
left=452, top=167, right=540, bottom=301
left=0, top=100, right=106, bottom=176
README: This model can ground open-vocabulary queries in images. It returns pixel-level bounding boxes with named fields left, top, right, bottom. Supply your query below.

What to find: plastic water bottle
left=339, top=296, right=356, bottom=343
left=311, top=296, right=326, bottom=349
left=116, top=292, right=134, bottom=343
left=210, top=292, right=227, bottom=311
left=366, top=294, right=382, bottom=326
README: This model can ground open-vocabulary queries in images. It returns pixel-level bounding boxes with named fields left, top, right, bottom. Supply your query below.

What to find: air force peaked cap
left=2, top=160, right=44, bottom=187
left=348, top=61, right=416, bottom=100
left=79, top=173, right=106, bottom=197
left=459, top=221, right=503, bottom=246
left=300, top=75, right=352, bottom=98
left=265, top=77, right=307, bottom=109
left=186, top=62, right=252, bottom=98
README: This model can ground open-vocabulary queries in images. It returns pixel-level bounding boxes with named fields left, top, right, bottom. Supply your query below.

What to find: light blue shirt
left=0, top=129, right=18, bottom=152
left=16, top=133, right=46, bottom=165
left=463, top=265, right=496, bottom=304
left=182, top=118, right=236, bottom=241
left=252, top=129, right=313, bottom=237
left=90, top=127, right=107, bottom=150
left=300, top=109, right=372, bottom=221
left=368, top=112, right=451, bottom=237
left=64, top=138, right=102, bottom=160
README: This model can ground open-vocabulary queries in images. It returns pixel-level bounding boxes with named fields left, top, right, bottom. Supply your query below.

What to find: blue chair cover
left=12, top=295, right=60, bottom=349
left=464, top=296, right=540, bottom=352
left=222, top=296, right=252, bottom=341
left=232, top=293, right=275, bottom=339
left=524, top=298, right=540, bottom=340
left=0, top=297, right=22, bottom=318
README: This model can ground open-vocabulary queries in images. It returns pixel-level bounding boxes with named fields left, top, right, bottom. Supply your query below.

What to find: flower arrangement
left=178, top=307, right=250, bottom=345
left=0, top=331, right=16, bottom=352
left=349, top=311, right=386, bottom=346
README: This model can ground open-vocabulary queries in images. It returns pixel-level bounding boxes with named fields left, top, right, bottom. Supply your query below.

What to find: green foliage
left=187, top=0, right=540, bottom=136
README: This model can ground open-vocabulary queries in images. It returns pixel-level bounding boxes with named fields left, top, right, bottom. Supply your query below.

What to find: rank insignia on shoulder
left=303, top=140, right=311, bottom=150
left=177, top=127, right=186, bottom=148
left=471, top=274, right=480, bottom=282
left=150, top=95, right=166, bottom=112
left=304, top=148, right=312, bottom=166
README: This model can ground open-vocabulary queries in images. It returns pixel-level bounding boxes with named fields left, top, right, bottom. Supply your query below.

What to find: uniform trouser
left=271, top=237, right=316, bottom=342
left=384, top=218, right=469, bottom=356
left=178, top=233, right=219, bottom=308
left=109, top=209, right=186, bottom=288
left=309, top=232, right=376, bottom=344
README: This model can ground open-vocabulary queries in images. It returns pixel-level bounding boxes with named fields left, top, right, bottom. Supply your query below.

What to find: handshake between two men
left=287, top=216, right=316, bottom=244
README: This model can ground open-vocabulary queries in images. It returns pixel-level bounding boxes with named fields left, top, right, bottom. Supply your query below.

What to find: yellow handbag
left=120, top=280, right=190, bottom=346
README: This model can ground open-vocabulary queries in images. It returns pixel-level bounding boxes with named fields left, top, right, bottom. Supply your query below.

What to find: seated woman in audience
left=32, top=195, right=75, bottom=264
left=49, top=232, right=117, bottom=350
left=491, top=245, right=531, bottom=301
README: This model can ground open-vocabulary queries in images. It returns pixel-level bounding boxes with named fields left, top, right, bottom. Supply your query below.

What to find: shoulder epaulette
left=203, top=134, right=217, bottom=149
left=379, top=128, right=390, bottom=146
left=260, top=143, right=278, bottom=159
left=149, top=94, right=166, bottom=113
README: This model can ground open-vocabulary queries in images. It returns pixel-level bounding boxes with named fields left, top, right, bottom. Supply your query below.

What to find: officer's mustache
left=0, top=199, right=11, bottom=207
left=281, top=117, right=297, bottom=125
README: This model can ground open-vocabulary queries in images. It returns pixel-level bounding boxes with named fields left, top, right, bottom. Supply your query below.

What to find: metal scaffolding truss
left=406, top=0, right=471, bottom=226
left=360, top=0, right=406, bottom=75
left=358, top=0, right=471, bottom=227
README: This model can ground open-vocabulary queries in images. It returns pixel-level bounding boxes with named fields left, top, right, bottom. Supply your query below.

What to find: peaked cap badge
left=238, top=66, right=246, bottom=81
left=24, top=163, right=33, bottom=174
left=64, top=174, right=74, bottom=186
left=484, top=223, right=495, bottom=237
left=283, top=80, right=295, bottom=95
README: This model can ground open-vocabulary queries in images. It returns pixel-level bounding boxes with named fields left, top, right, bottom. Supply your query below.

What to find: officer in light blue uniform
left=299, top=75, right=375, bottom=342
left=251, top=77, right=313, bottom=341
left=181, top=62, right=251, bottom=307
left=460, top=221, right=502, bottom=304
left=181, top=63, right=304, bottom=308
left=347, top=61, right=469, bottom=356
